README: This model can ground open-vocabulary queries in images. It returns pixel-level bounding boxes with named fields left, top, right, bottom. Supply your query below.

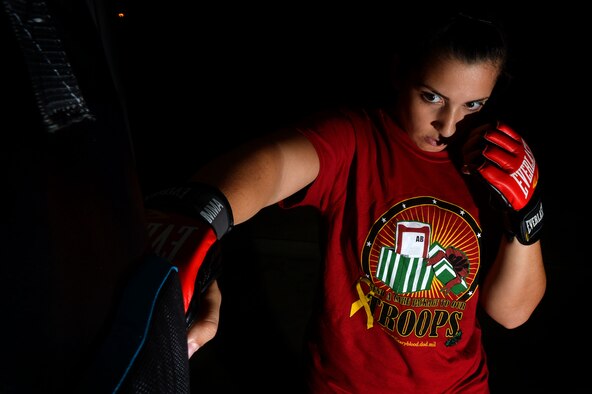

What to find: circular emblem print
left=362, top=196, right=482, bottom=301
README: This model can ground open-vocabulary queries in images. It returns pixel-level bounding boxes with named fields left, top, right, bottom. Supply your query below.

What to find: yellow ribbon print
left=350, top=276, right=375, bottom=329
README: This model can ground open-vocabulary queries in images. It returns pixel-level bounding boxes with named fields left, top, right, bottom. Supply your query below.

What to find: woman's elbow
left=482, top=288, right=546, bottom=329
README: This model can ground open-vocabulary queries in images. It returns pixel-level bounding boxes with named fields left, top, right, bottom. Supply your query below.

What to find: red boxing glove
left=144, top=183, right=233, bottom=327
left=463, top=122, right=544, bottom=244
left=475, top=122, right=538, bottom=211
left=145, top=209, right=218, bottom=313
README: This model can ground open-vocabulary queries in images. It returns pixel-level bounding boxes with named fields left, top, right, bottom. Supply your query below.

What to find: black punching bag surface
left=0, top=1, right=155, bottom=392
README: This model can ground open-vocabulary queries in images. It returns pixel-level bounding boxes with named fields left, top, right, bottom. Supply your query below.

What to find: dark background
left=116, top=3, right=583, bottom=392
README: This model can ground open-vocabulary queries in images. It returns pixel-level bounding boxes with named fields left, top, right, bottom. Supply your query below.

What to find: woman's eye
left=466, top=101, right=485, bottom=111
left=421, top=92, right=441, bottom=104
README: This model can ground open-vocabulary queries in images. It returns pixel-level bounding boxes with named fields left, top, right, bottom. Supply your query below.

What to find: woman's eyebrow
left=421, top=84, right=490, bottom=103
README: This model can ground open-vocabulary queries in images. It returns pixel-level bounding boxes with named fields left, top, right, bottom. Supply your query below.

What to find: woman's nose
left=434, top=108, right=463, bottom=138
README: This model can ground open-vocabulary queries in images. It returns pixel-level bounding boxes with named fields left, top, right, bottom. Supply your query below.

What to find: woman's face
left=396, top=56, right=500, bottom=153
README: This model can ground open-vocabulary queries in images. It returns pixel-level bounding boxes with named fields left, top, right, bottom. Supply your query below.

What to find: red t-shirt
left=282, top=107, right=490, bottom=393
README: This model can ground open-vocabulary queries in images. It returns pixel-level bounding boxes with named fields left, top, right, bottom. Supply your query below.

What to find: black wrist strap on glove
left=144, top=182, right=234, bottom=239
left=504, top=187, right=544, bottom=245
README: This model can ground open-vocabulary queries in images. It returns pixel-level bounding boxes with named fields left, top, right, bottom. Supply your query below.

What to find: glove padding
left=463, top=121, right=544, bottom=245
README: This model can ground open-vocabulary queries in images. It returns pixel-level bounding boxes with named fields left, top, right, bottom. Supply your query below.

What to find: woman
left=148, top=10, right=546, bottom=393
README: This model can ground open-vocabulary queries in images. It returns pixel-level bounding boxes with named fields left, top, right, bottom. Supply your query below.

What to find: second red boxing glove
left=463, top=122, right=544, bottom=245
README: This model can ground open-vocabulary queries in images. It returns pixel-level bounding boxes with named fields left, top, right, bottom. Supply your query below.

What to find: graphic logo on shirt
left=350, top=196, right=481, bottom=346
left=375, top=222, right=471, bottom=297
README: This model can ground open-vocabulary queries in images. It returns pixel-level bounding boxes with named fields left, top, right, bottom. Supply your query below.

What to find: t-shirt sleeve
left=279, top=107, right=362, bottom=211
